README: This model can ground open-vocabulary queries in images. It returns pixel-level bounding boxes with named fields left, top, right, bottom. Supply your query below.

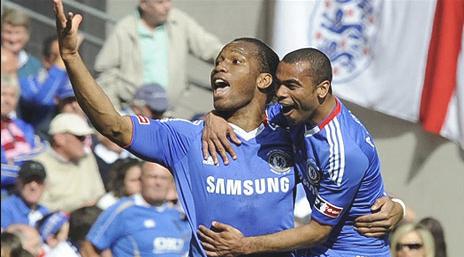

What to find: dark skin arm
left=198, top=220, right=332, bottom=257
left=201, top=112, right=405, bottom=235
left=53, top=0, right=132, bottom=147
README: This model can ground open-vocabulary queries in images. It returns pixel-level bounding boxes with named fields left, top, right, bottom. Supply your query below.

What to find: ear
left=53, top=134, right=66, bottom=146
left=256, top=73, right=273, bottom=90
left=316, top=80, right=331, bottom=99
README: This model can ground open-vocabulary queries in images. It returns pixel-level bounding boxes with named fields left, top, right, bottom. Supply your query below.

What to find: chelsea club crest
left=307, top=160, right=321, bottom=186
left=308, top=0, right=381, bottom=83
left=267, top=150, right=292, bottom=175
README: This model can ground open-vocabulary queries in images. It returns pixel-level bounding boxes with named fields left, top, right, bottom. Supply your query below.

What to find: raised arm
left=53, top=0, right=131, bottom=146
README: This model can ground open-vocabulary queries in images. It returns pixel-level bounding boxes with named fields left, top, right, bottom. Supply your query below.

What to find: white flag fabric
left=272, top=0, right=464, bottom=149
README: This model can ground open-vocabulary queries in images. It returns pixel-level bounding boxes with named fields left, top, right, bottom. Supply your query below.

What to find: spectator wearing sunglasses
left=390, top=223, right=435, bottom=257
left=34, top=113, right=104, bottom=212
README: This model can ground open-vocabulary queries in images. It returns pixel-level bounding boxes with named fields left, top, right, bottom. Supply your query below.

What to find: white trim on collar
left=133, top=194, right=167, bottom=212
left=228, top=123, right=266, bottom=141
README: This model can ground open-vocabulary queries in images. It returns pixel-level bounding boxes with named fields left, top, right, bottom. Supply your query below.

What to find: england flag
left=272, top=0, right=463, bottom=149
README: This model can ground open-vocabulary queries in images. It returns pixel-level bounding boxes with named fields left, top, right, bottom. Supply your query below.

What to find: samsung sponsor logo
left=206, top=176, right=290, bottom=195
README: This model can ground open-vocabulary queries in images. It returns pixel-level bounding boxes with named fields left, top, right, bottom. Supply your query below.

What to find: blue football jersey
left=126, top=115, right=298, bottom=257
left=87, top=194, right=191, bottom=257
left=268, top=99, right=390, bottom=256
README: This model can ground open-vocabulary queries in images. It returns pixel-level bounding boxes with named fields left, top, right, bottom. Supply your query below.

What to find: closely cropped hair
left=1, top=8, right=30, bottom=30
left=390, top=223, right=435, bottom=257
left=232, top=37, right=280, bottom=76
left=282, top=48, right=332, bottom=85
left=1, top=73, right=21, bottom=97
left=232, top=37, right=280, bottom=100
left=107, top=158, right=142, bottom=198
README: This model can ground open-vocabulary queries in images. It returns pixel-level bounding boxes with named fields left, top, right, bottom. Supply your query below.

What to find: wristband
left=391, top=198, right=406, bottom=219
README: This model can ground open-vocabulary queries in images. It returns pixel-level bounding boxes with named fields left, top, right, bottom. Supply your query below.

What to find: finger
left=212, top=137, right=229, bottom=165
left=360, top=232, right=387, bottom=238
left=355, top=219, right=390, bottom=228
left=227, top=128, right=242, bottom=146
left=204, top=249, right=219, bottom=257
left=221, top=132, right=237, bottom=160
left=211, top=221, right=233, bottom=232
left=71, top=13, right=83, bottom=33
left=198, top=225, right=219, bottom=239
left=53, top=0, right=67, bottom=29
left=355, top=226, right=388, bottom=235
left=200, top=241, right=217, bottom=252
left=198, top=231, right=216, bottom=246
left=207, top=140, right=218, bottom=165
left=371, top=196, right=389, bottom=212
left=355, top=212, right=388, bottom=223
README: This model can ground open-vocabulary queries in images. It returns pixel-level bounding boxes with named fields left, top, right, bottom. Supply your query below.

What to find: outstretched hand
left=53, top=0, right=83, bottom=58
left=198, top=222, right=246, bottom=257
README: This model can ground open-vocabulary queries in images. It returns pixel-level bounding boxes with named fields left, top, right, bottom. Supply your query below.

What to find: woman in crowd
left=96, top=158, right=142, bottom=209
left=391, top=222, right=435, bottom=257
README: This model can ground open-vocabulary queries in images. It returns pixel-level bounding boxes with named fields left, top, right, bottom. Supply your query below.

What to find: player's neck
left=222, top=103, right=265, bottom=132
left=310, top=95, right=337, bottom=125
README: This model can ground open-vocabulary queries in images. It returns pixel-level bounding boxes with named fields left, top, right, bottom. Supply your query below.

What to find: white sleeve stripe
left=93, top=200, right=134, bottom=242
left=326, top=118, right=346, bottom=186
left=327, top=122, right=340, bottom=182
left=326, top=122, right=335, bottom=180
left=334, top=118, right=346, bottom=186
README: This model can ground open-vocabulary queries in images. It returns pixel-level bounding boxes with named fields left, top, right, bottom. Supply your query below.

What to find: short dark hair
left=281, top=48, right=332, bottom=85
left=232, top=38, right=280, bottom=76
left=68, top=206, right=102, bottom=245
left=107, top=158, right=142, bottom=198
left=42, top=35, right=58, bottom=58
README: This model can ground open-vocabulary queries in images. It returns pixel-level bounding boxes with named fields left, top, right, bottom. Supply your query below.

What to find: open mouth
left=280, top=104, right=295, bottom=115
left=212, top=77, right=231, bottom=97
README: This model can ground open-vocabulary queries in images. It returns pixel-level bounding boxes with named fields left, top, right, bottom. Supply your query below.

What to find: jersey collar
left=305, top=98, right=341, bottom=137
left=133, top=194, right=168, bottom=212
left=228, top=123, right=266, bottom=141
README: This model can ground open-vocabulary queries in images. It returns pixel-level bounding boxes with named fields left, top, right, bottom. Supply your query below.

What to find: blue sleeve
left=126, top=116, right=200, bottom=170
left=311, top=145, right=368, bottom=226
left=1, top=200, right=13, bottom=229
left=1, top=162, right=19, bottom=187
left=86, top=201, right=128, bottom=250
left=266, top=103, right=289, bottom=127
left=19, top=66, right=68, bottom=106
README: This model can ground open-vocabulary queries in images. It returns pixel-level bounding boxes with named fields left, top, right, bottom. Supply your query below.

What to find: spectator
left=36, top=211, right=79, bottom=257
left=92, top=132, right=131, bottom=185
left=1, top=9, right=41, bottom=79
left=1, top=74, right=42, bottom=168
left=86, top=162, right=191, bottom=257
left=17, top=36, right=72, bottom=137
left=1, top=161, right=49, bottom=230
left=6, top=224, right=43, bottom=257
left=390, top=223, right=435, bottom=257
left=130, top=83, right=169, bottom=119
left=1, top=232, right=23, bottom=257
left=34, top=113, right=105, bottom=212
left=94, top=0, right=222, bottom=117
left=419, top=217, right=447, bottom=257
left=96, top=158, right=142, bottom=209
left=67, top=206, right=102, bottom=257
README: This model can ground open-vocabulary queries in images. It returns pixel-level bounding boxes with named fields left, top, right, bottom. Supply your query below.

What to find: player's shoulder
left=105, top=196, right=136, bottom=216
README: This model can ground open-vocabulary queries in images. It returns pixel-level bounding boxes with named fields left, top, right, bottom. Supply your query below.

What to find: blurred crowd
left=0, top=1, right=450, bottom=257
